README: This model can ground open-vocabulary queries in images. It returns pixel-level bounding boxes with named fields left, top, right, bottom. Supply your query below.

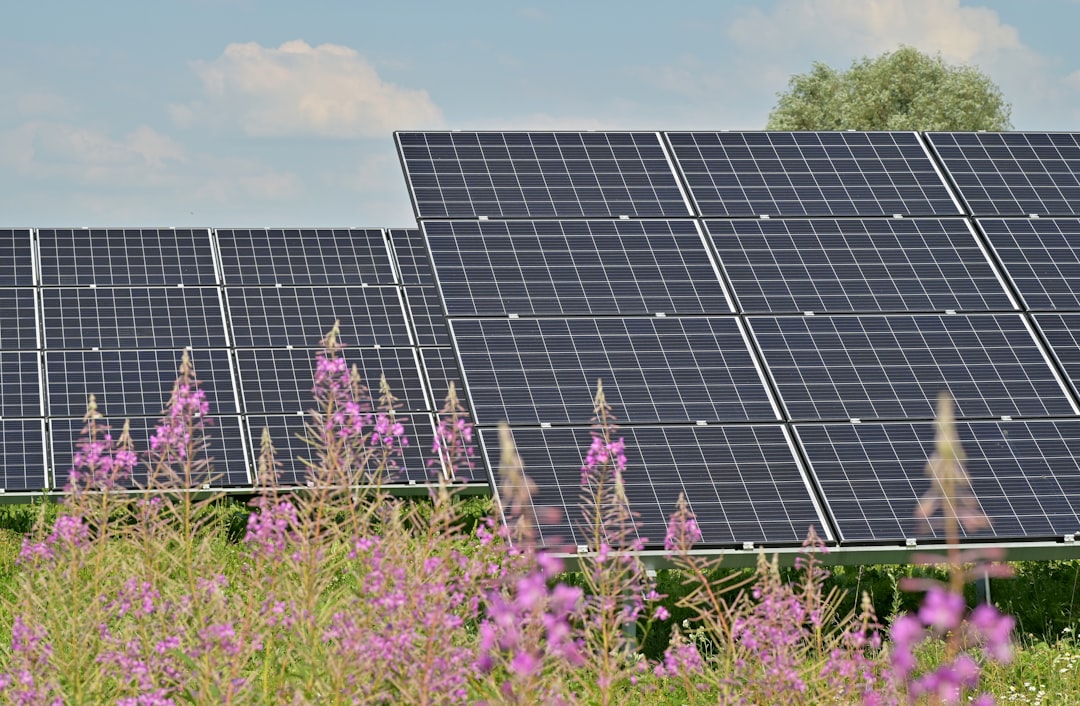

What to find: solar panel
left=749, top=314, right=1076, bottom=421
left=226, top=286, right=411, bottom=348
left=0, top=420, right=47, bottom=491
left=706, top=218, right=1013, bottom=313
left=0, top=352, right=42, bottom=417
left=667, top=131, right=960, bottom=217
left=979, top=218, right=1080, bottom=310
left=388, top=228, right=433, bottom=285
left=45, top=349, right=237, bottom=418
left=420, top=347, right=465, bottom=411
left=38, top=228, right=217, bottom=286
left=42, top=287, right=227, bottom=349
left=484, top=424, right=828, bottom=548
left=246, top=412, right=437, bottom=485
left=796, top=420, right=1080, bottom=542
left=235, top=347, right=428, bottom=415
left=927, top=132, right=1080, bottom=216
left=50, top=415, right=251, bottom=489
left=404, top=286, right=451, bottom=347
left=0, top=229, right=33, bottom=286
left=396, top=131, right=692, bottom=219
left=424, top=219, right=731, bottom=316
left=1032, top=313, right=1080, bottom=395
left=0, top=289, right=39, bottom=349
left=450, top=316, right=777, bottom=425
left=215, top=228, right=396, bottom=285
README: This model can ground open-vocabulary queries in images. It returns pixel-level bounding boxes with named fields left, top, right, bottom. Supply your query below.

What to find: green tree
left=766, top=45, right=1012, bottom=131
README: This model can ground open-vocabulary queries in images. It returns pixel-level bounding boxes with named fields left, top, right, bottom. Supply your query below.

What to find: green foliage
left=766, top=45, right=1012, bottom=131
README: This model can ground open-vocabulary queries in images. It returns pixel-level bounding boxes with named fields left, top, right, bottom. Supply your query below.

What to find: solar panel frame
left=49, top=415, right=252, bottom=489
left=796, top=419, right=1080, bottom=542
left=44, top=349, right=239, bottom=418
left=225, top=286, right=412, bottom=349
left=748, top=313, right=1078, bottom=422
left=396, top=131, right=694, bottom=219
left=0, top=229, right=33, bottom=286
left=41, top=287, right=228, bottom=350
left=235, top=347, right=429, bottom=415
left=424, top=219, right=733, bottom=316
left=449, top=316, right=779, bottom=426
left=481, top=424, right=831, bottom=548
left=0, top=419, right=47, bottom=492
left=927, top=132, right=1080, bottom=217
left=978, top=218, right=1080, bottom=310
left=215, top=228, right=397, bottom=286
left=38, top=228, right=218, bottom=286
left=666, top=131, right=962, bottom=218
left=705, top=218, right=1016, bottom=313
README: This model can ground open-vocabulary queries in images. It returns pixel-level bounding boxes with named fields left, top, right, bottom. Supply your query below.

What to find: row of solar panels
left=0, top=228, right=463, bottom=492
left=398, top=131, right=1080, bottom=219
left=394, top=131, right=1080, bottom=551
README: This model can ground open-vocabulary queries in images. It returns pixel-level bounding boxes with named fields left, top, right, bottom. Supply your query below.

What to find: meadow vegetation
left=0, top=325, right=1076, bottom=704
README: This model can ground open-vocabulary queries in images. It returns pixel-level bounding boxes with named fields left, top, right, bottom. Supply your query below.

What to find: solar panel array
left=0, top=227, right=468, bottom=492
left=396, top=130, right=1080, bottom=550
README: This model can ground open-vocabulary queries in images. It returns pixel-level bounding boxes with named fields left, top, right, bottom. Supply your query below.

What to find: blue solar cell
left=450, top=316, right=777, bottom=425
left=404, top=286, right=451, bottom=347
left=397, top=131, right=692, bottom=219
left=797, top=419, right=1080, bottom=542
left=50, top=415, right=251, bottom=489
left=420, top=347, right=464, bottom=412
left=0, top=420, right=46, bottom=491
left=38, top=229, right=217, bottom=286
left=0, top=352, right=41, bottom=417
left=667, top=132, right=960, bottom=217
left=706, top=218, right=1013, bottom=313
left=0, top=230, right=33, bottom=286
left=750, top=314, right=1075, bottom=421
left=482, top=424, right=828, bottom=548
left=0, top=289, right=39, bottom=349
left=42, top=287, right=227, bottom=349
left=226, top=286, right=411, bottom=348
left=388, top=229, right=433, bottom=286
left=980, top=218, right=1080, bottom=310
left=424, top=219, right=730, bottom=316
left=216, top=228, right=396, bottom=285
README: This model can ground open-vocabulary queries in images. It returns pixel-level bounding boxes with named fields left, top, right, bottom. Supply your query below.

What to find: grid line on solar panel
left=0, top=229, right=33, bottom=286
left=215, top=228, right=396, bottom=285
left=235, top=347, right=428, bottom=414
left=749, top=313, right=1076, bottom=421
left=246, top=413, right=438, bottom=485
left=0, top=352, right=42, bottom=417
left=450, top=316, right=778, bottom=426
left=226, top=286, right=411, bottom=348
left=1032, top=313, right=1080, bottom=397
left=388, top=229, right=433, bottom=286
left=705, top=218, right=1014, bottom=313
left=420, top=347, right=465, bottom=412
left=796, top=419, right=1080, bottom=542
left=404, top=286, right=451, bottom=347
left=666, top=131, right=961, bottom=217
left=481, top=424, right=828, bottom=548
left=424, top=219, right=731, bottom=316
left=38, top=229, right=217, bottom=286
left=45, top=349, right=237, bottom=418
left=0, top=419, right=47, bottom=492
left=979, top=218, right=1080, bottom=310
left=49, top=416, right=251, bottom=489
left=928, top=133, right=1080, bottom=217
left=42, top=287, right=227, bottom=349
left=0, top=289, right=40, bottom=349
left=396, top=131, right=692, bottom=219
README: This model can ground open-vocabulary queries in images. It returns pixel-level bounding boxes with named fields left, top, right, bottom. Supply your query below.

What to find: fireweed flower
left=0, top=616, right=62, bottom=705
left=664, top=494, right=703, bottom=552
left=148, top=350, right=213, bottom=470
left=68, top=396, right=139, bottom=491
left=429, top=382, right=476, bottom=481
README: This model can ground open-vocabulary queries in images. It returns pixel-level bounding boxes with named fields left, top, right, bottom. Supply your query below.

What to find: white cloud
left=172, top=39, right=444, bottom=138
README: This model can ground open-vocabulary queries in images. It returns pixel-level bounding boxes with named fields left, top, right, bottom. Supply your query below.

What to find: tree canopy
left=766, top=46, right=1012, bottom=131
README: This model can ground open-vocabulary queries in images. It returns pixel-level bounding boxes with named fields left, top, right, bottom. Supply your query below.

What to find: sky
left=3, top=0, right=1080, bottom=228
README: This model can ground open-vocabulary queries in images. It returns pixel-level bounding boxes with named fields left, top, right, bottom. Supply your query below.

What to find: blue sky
left=3, top=0, right=1079, bottom=228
